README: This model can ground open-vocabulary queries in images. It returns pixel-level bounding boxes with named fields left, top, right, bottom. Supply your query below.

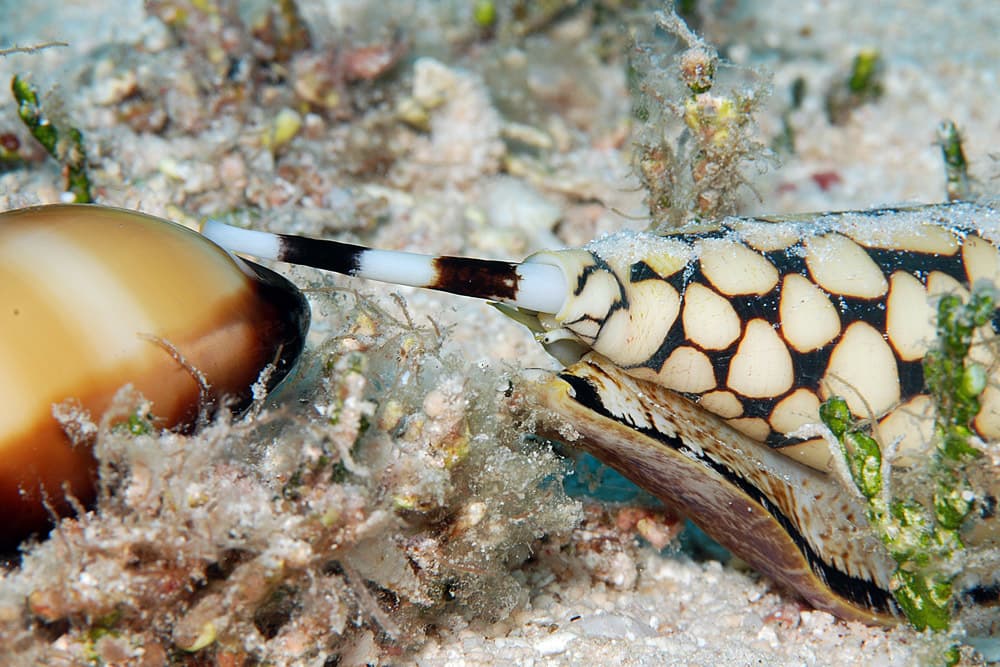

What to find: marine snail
left=204, top=201, right=1000, bottom=627
left=0, top=204, right=308, bottom=550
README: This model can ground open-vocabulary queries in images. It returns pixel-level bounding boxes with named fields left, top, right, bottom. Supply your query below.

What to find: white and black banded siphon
left=206, top=202, right=1000, bottom=628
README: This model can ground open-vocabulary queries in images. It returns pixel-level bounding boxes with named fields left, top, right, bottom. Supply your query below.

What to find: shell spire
left=201, top=220, right=568, bottom=315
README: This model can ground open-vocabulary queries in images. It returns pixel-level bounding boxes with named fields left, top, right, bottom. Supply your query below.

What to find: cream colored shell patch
left=770, top=388, right=822, bottom=435
left=779, top=274, right=841, bottom=353
left=699, top=238, right=779, bottom=295
left=657, top=346, right=716, bottom=393
left=699, top=390, right=743, bottom=419
left=805, top=234, right=888, bottom=299
left=727, top=319, right=794, bottom=398
left=886, top=271, right=935, bottom=361
left=682, top=283, right=740, bottom=350
left=963, top=235, right=1000, bottom=288
left=595, top=280, right=680, bottom=366
left=821, top=321, right=901, bottom=418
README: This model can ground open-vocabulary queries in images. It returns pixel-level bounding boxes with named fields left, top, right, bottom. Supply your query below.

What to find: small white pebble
left=535, top=632, right=575, bottom=656
left=755, top=624, right=779, bottom=646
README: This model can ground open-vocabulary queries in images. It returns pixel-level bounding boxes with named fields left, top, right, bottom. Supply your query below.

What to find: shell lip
left=535, top=356, right=903, bottom=625
left=237, top=258, right=311, bottom=403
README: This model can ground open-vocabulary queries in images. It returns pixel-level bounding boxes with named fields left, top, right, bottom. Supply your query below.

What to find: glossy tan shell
left=0, top=205, right=308, bottom=548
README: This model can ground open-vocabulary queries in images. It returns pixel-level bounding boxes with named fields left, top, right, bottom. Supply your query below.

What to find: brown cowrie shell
left=0, top=204, right=308, bottom=549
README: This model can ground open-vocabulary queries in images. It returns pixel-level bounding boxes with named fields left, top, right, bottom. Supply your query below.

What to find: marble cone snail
left=0, top=204, right=308, bottom=550
left=3, top=202, right=998, bottom=628
left=203, top=201, right=1000, bottom=627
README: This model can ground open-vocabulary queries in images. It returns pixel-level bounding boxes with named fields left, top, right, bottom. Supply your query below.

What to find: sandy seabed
left=1, top=1, right=999, bottom=664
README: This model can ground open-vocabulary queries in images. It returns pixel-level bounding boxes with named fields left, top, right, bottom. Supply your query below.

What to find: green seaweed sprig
left=820, top=286, right=993, bottom=639
left=826, top=48, right=884, bottom=125
left=11, top=74, right=92, bottom=203
left=937, top=120, right=972, bottom=202
left=847, top=48, right=883, bottom=96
